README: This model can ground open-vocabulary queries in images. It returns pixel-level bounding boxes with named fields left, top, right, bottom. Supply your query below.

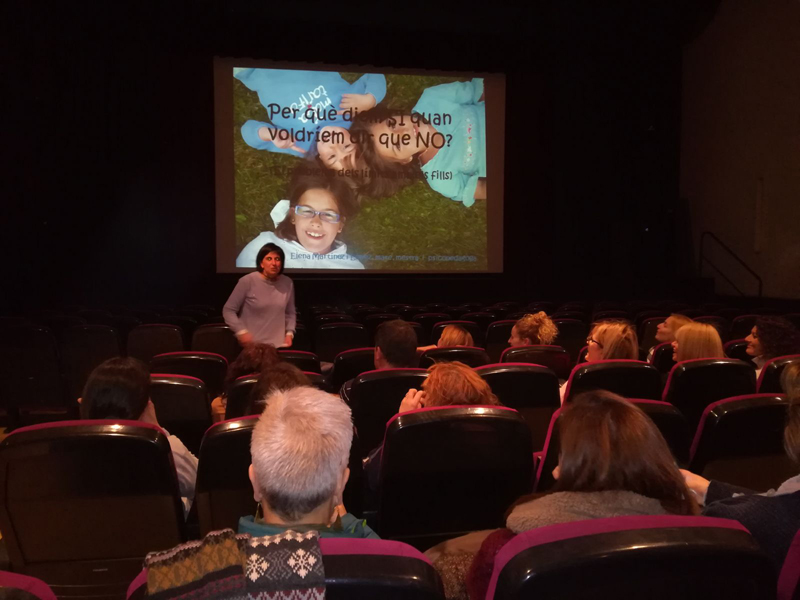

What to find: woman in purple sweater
left=224, top=243, right=297, bottom=348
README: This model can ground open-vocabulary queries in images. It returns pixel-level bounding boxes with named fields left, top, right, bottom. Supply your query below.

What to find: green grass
left=232, top=71, right=487, bottom=271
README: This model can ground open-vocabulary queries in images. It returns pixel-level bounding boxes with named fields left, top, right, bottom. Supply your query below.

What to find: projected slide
left=214, top=59, right=505, bottom=273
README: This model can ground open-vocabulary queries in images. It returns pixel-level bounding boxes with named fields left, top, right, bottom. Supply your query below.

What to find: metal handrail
left=699, top=231, right=763, bottom=297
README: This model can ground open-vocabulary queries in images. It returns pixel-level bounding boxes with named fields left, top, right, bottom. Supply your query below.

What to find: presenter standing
left=223, top=243, right=296, bottom=348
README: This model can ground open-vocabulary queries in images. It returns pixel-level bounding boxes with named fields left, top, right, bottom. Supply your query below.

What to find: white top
left=236, top=231, right=365, bottom=270
left=163, top=429, right=199, bottom=517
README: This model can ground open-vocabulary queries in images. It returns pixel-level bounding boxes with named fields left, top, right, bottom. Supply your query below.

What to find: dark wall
left=3, top=1, right=709, bottom=311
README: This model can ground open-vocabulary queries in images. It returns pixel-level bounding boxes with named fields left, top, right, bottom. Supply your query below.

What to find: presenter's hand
left=282, top=334, right=293, bottom=348
left=680, top=469, right=710, bottom=505
left=338, top=93, right=376, bottom=115
left=237, top=332, right=254, bottom=347
left=399, top=388, right=426, bottom=413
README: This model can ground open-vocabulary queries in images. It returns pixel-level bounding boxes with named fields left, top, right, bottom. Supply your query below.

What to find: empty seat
left=731, top=314, right=759, bottom=340
left=191, top=324, right=242, bottom=364
left=292, top=323, right=312, bottom=352
left=501, top=345, right=571, bottom=380
left=150, top=351, right=228, bottom=398
left=364, top=313, right=405, bottom=342
left=278, top=349, right=322, bottom=373
left=35, top=315, right=87, bottom=342
left=486, top=515, right=775, bottom=600
left=485, top=320, right=516, bottom=363
left=662, top=358, right=757, bottom=429
left=430, top=320, right=483, bottom=346
left=313, top=313, right=356, bottom=328
left=419, top=346, right=490, bottom=368
left=315, top=322, right=370, bottom=362
left=695, top=315, right=730, bottom=341
left=410, top=313, right=452, bottom=344
left=592, top=309, right=631, bottom=322
left=224, top=374, right=258, bottom=420
left=329, top=348, right=376, bottom=391
left=551, top=319, right=589, bottom=363
left=127, top=324, right=184, bottom=363
left=650, top=341, right=676, bottom=374
left=0, top=421, right=186, bottom=599
left=562, top=360, right=662, bottom=403
left=460, top=312, right=497, bottom=338
left=425, top=303, right=449, bottom=313
left=689, top=394, right=794, bottom=490
left=76, top=309, right=115, bottom=327
left=758, top=355, right=800, bottom=393
left=0, top=571, right=57, bottom=600
left=630, top=399, right=691, bottom=465
left=725, top=338, right=756, bottom=366
left=195, top=416, right=258, bottom=535
left=476, top=364, right=560, bottom=449
left=378, top=406, right=533, bottom=548
left=349, top=369, right=428, bottom=456
left=149, top=374, right=211, bottom=456
left=60, top=324, right=121, bottom=402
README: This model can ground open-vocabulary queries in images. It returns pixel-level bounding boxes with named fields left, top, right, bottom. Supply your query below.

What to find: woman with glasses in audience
left=745, top=316, right=800, bottom=377
left=671, top=322, right=725, bottom=362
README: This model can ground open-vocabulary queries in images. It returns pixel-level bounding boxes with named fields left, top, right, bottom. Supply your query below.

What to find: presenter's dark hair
left=256, top=243, right=285, bottom=275
left=375, top=319, right=418, bottom=368
left=80, top=357, right=150, bottom=420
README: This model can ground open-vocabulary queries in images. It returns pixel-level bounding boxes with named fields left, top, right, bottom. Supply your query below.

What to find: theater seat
left=127, top=324, right=184, bottom=363
left=419, top=346, right=490, bottom=368
left=195, top=416, right=258, bottom=535
left=0, top=421, right=186, bottom=599
left=60, top=325, right=121, bottom=404
left=475, top=364, right=560, bottom=449
left=629, top=399, right=691, bottom=465
left=278, top=349, right=322, bottom=373
left=0, top=571, right=57, bottom=600
left=689, top=394, right=794, bottom=490
left=485, top=320, right=516, bottom=363
left=562, top=360, right=662, bottom=403
left=534, top=409, right=561, bottom=492
left=778, top=529, right=800, bottom=600
left=149, top=374, right=211, bottom=455
left=731, top=314, right=759, bottom=340
left=662, top=358, right=757, bottom=429
left=328, top=348, right=376, bottom=391
left=758, top=355, right=800, bottom=393
left=191, top=324, right=241, bottom=364
left=349, top=369, right=428, bottom=456
left=410, top=313, right=452, bottom=344
left=315, top=323, right=370, bottom=362
left=126, top=538, right=444, bottom=600
left=378, top=406, right=533, bottom=548
left=551, top=319, right=589, bottom=364
left=501, top=345, right=571, bottom=380
left=486, top=515, right=775, bottom=600
left=725, top=339, right=756, bottom=366
left=224, top=374, right=258, bottom=420
left=650, top=341, right=676, bottom=374
left=150, top=351, right=228, bottom=398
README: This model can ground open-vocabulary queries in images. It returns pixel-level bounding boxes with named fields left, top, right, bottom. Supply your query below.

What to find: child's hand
left=258, top=126, right=306, bottom=154
left=338, top=93, right=377, bottom=115
left=272, top=135, right=306, bottom=155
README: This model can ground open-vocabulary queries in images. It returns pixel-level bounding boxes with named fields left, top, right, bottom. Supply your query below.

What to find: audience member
left=240, top=385, right=378, bottom=538
left=651, top=313, right=693, bottom=359
left=419, top=324, right=475, bottom=352
left=682, top=362, right=800, bottom=570
left=211, top=344, right=281, bottom=422
left=79, top=357, right=198, bottom=514
left=508, top=312, right=559, bottom=347
left=246, top=362, right=311, bottom=415
left=746, top=316, right=800, bottom=377
left=671, top=322, right=725, bottom=362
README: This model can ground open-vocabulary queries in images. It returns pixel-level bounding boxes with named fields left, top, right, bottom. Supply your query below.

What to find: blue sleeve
left=418, top=78, right=484, bottom=106
left=428, top=172, right=479, bottom=207
left=351, top=73, right=387, bottom=105
left=240, top=120, right=307, bottom=158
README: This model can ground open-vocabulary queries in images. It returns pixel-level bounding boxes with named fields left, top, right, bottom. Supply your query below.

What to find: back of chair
left=650, top=341, right=676, bottom=374
left=191, top=324, right=241, bottom=364
left=315, top=323, right=370, bottom=362
left=0, top=571, right=58, bottom=600
left=725, top=339, right=756, bottom=366
left=149, top=374, right=210, bottom=456
left=410, top=313, right=452, bottom=345
left=487, top=515, right=775, bottom=600
left=127, top=324, right=184, bottom=363
left=225, top=375, right=259, bottom=420
left=378, top=406, right=533, bottom=547
left=476, top=364, right=560, bottom=450
left=150, top=351, right=228, bottom=398
left=430, top=320, right=483, bottom=347
left=350, top=369, right=429, bottom=456
left=563, top=360, right=662, bottom=403
left=195, top=416, right=259, bottom=535
left=485, top=320, right=516, bottom=363
left=0, top=421, right=185, bottom=599
left=501, top=345, right=571, bottom=380
left=630, top=399, right=691, bottom=465
left=778, top=528, right=800, bottom=600
left=278, top=349, right=322, bottom=373
left=758, top=355, right=800, bottom=393
left=329, top=348, right=376, bottom=390
left=534, top=409, right=561, bottom=491
left=551, top=319, right=589, bottom=364
left=663, top=359, right=757, bottom=429
left=689, top=394, right=795, bottom=490
left=419, top=346, right=490, bottom=368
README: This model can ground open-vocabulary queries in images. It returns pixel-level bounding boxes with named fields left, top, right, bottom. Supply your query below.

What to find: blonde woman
left=508, top=312, right=559, bottom=346
left=671, top=322, right=724, bottom=362
left=586, top=321, right=639, bottom=362
left=650, top=314, right=693, bottom=360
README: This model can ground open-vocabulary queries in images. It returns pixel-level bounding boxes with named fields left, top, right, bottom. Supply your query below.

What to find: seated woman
left=745, top=316, right=800, bottom=377
left=418, top=324, right=475, bottom=353
left=508, top=312, right=559, bottom=347
left=681, top=363, right=800, bottom=570
left=241, top=385, right=378, bottom=538
left=430, top=390, right=698, bottom=600
left=671, top=322, right=725, bottom=362
left=246, top=362, right=311, bottom=415
left=211, top=343, right=281, bottom=422
left=651, top=313, right=693, bottom=359
left=79, top=357, right=198, bottom=515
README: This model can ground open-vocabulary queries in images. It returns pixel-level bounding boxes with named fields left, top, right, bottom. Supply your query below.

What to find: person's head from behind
left=555, top=390, right=698, bottom=515
left=248, top=386, right=352, bottom=524
left=655, top=314, right=693, bottom=344
left=586, top=321, right=638, bottom=362
left=79, top=357, right=150, bottom=420
left=247, top=362, right=312, bottom=415
left=782, top=363, right=800, bottom=464
left=422, top=361, right=499, bottom=407
left=256, top=243, right=285, bottom=279
left=437, top=325, right=474, bottom=348
left=509, top=312, right=558, bottom=347
left=374, top=319, right=418, bottom=369
left=672, top=322, right=724, bottom=362
left=224, top=343, right=281, bottom=390
left=274, top=170, right=358, bottom=255
left=746, top=316, right=800, bottom=360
